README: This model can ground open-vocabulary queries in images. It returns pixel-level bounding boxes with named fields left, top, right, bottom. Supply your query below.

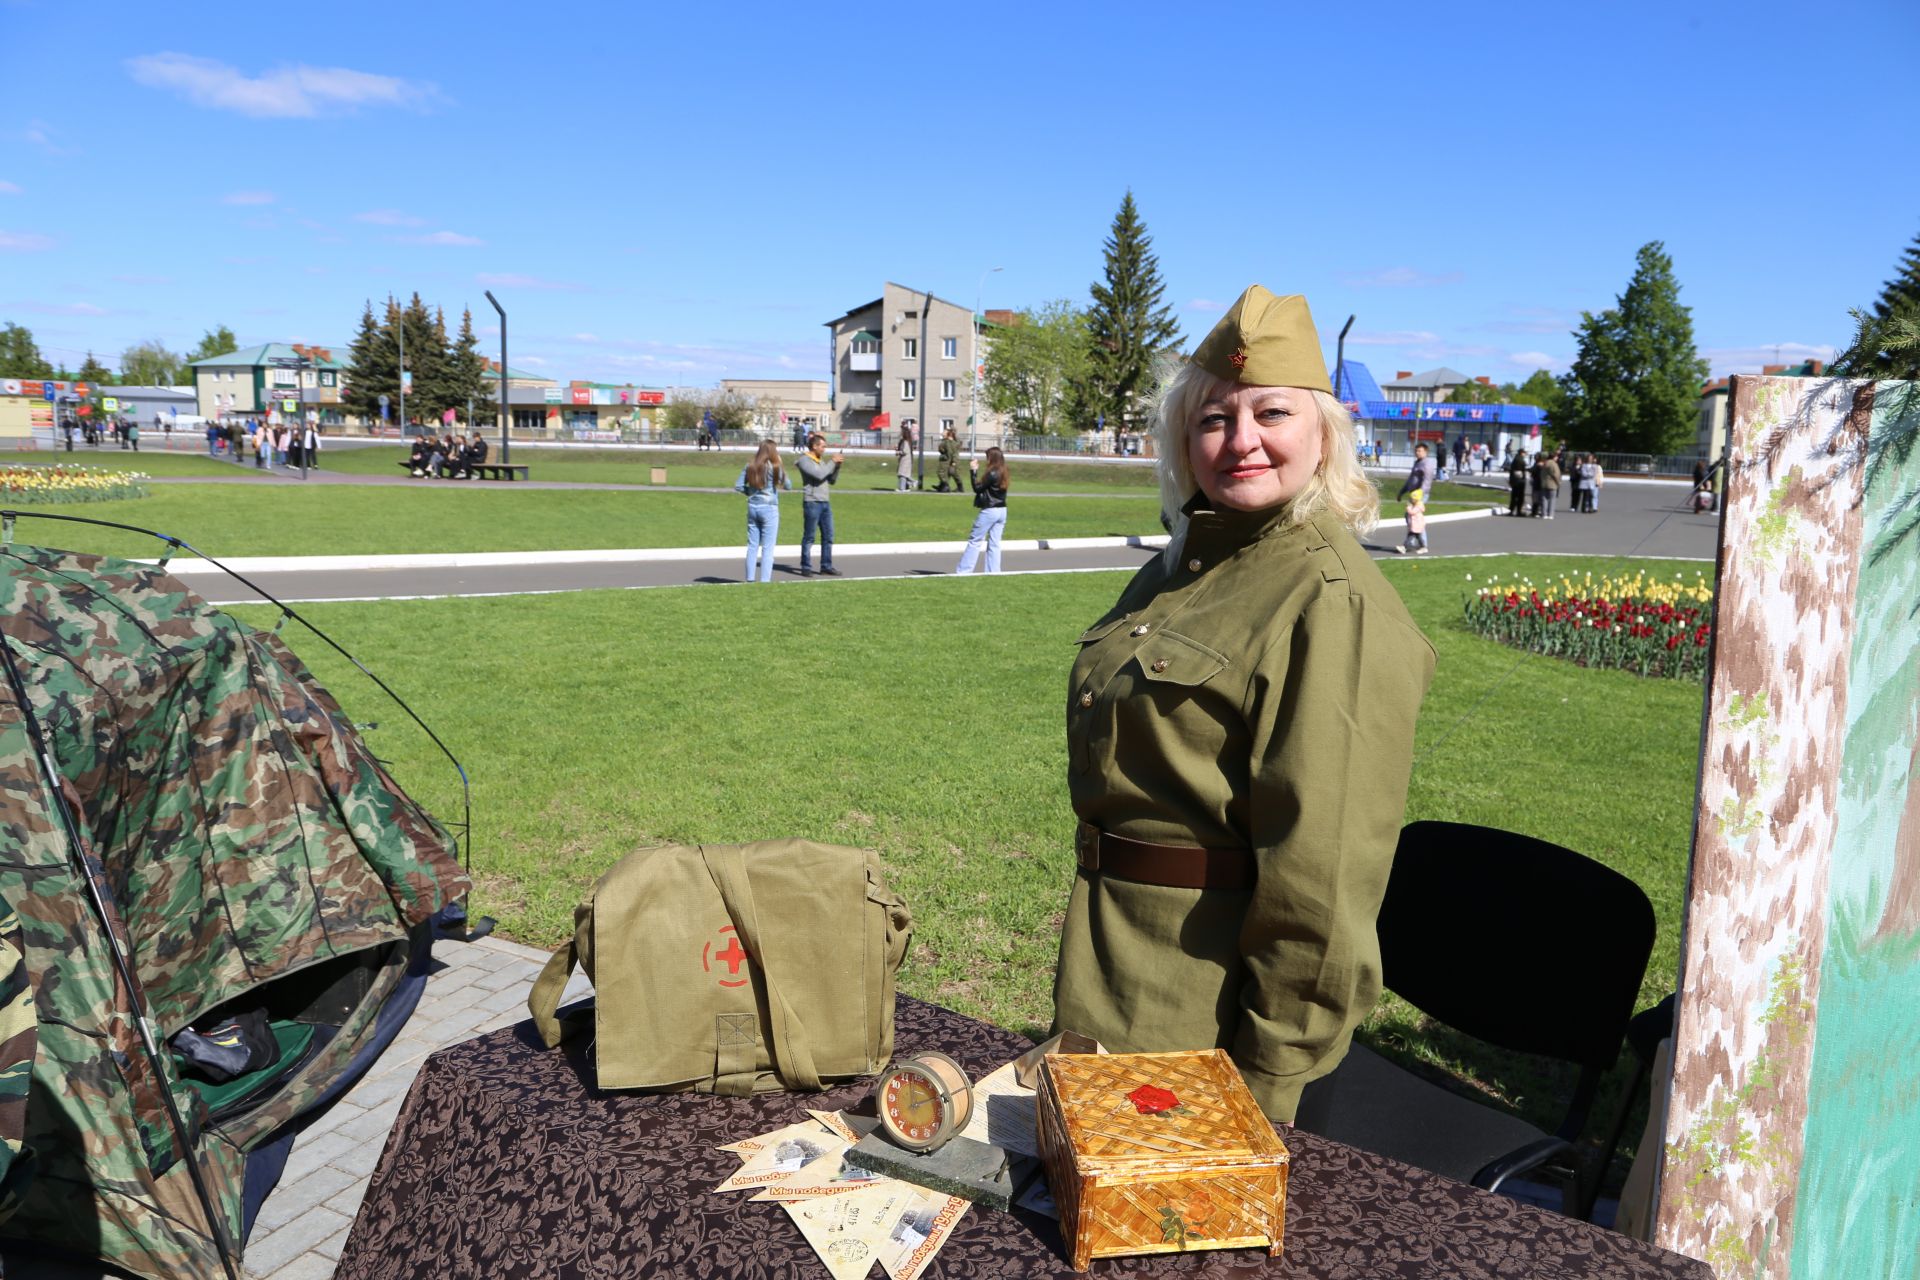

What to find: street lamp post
left=397, top=319, right=407, bottom=440
left=485, top=291, right=508, bottom=463
left=970, top=266, right=1002, bottom=455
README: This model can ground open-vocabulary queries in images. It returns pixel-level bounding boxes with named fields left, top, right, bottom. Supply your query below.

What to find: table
left=334, top=997, right=1709, bottom=1279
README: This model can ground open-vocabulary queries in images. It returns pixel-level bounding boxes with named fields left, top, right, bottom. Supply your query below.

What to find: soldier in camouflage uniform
left=936, top=427, right=963, bottom=493
left=1053, top=286, right=1435, bottom=1126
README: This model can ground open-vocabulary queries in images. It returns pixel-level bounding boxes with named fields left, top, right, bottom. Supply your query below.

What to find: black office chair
left=1297, top=820, right=1656, bottom=1217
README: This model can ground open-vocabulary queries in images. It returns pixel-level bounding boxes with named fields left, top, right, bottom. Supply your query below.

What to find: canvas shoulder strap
left=528, top=903, right=593, bottom=1049
left=700, top=844, right=822, bottom=1091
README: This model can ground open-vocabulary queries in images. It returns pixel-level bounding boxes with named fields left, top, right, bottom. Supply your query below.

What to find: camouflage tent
left=0, top=543, right=471, bottom=1280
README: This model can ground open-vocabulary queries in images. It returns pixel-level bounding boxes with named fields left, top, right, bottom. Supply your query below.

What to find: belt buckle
left=1074, top=822, right=1100, bottom=872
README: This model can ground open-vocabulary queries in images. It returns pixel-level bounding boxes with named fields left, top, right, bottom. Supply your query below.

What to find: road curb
left=153, top=534, right=1176, bottom=575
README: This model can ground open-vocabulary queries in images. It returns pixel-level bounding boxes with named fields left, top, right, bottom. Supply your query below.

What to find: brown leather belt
left=1073, top=821, right=1254, bottom=891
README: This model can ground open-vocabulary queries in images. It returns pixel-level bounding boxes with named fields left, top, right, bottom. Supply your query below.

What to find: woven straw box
left=1035, top=1049, right=1288, bottom=1271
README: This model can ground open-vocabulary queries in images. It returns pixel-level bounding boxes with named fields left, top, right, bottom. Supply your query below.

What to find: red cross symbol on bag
left=701, top=925, right=752, bottom=988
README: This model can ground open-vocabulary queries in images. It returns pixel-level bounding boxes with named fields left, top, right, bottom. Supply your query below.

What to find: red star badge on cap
left=1229, top=349, right=1248, bottom=370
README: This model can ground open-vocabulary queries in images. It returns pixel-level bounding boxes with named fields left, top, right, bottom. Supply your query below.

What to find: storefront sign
left=570, top=387, right=592, bottom=405
left=634, top=390, right=664, bottom=405
left=544, top=388, right=563, bottom=403
left=1, top=380, right=19, bottom=395
left=102, top=397, right=119, bottom=411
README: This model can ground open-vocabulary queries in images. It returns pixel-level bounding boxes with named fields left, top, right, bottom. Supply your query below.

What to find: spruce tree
left=451, top=307, right=497, bottom=430
left=1834, top=228, right=1920, bottom=381
left=343, top=300, right=399, bottom=426
left=396, top=294, right=446, bottom=427
left=1555, top=241, right=1709, bottom=454
left=1085, top=191, right=1182, bottom=435
left=76, top=351, right=113, bottom=384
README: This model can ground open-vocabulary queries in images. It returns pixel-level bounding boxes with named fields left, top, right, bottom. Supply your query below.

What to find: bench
left=395, top=460, right=531, bottom=481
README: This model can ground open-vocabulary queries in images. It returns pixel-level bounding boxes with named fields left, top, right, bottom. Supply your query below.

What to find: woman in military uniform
left=1053, top=285, right=1435, bottom=1125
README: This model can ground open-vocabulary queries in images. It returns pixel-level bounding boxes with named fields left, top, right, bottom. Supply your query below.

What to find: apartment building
left=824, top=282, right=1001, bottom=444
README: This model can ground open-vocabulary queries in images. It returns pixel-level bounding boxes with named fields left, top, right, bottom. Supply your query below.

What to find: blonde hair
left=1150, top=360, right=1379, bottom=539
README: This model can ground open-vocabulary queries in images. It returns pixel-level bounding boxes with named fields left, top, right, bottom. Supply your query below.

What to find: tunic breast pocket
left=1133, top=630, right=1229, bottom=690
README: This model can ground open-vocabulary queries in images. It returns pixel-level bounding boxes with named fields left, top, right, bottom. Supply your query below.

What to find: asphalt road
left=190, top=479, right=1718, bottom=606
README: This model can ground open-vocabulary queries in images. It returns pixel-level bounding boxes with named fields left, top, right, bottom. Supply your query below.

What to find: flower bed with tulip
left=1462, top=569, right=1715, bottom=680
left=0, top=465, right=151, bottom=505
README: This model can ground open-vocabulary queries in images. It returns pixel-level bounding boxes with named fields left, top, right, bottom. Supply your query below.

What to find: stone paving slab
left=246, top=933, right=580, bottom=1280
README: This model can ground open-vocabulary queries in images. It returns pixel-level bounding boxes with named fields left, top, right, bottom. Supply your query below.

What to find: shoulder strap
left=699, top=844, right=823, bottom=1091
left=528, top=930, right=579, bottom=1049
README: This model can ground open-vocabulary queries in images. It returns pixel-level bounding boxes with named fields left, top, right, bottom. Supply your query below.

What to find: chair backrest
left=1376, top=821, right=1655, bottom=1072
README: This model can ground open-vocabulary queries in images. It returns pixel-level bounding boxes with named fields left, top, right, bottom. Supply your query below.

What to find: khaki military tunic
left=1053, top=501, right=1435, bottom=1122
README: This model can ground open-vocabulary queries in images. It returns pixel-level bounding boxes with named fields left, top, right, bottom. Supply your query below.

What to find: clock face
left=881, top=1066, right=945, bottom=1148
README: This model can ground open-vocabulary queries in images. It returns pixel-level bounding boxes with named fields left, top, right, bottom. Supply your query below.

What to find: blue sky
left=2, top=0, right=1915, bottom=387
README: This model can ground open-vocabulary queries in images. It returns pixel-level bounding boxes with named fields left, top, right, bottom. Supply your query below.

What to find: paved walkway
left=242, top=934, right=591, bottom=1280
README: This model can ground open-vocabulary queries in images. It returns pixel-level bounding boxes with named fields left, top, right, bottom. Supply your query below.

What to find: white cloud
left=354, top=208, right=426, bottom=227
left=0, top=230, right=55, bottom=252
left=1348, top=329, right=1441, bottom=346
left=221, top=190, right=276, bottom=206
left=21, top=120, right=71, bottom=155
left=4, top=300, right=111, bottom=316
left=1338, top=267, right=1463, bottom=288
left=125, top=52, right=440, bottom=119
left=0, top=180, right=18, bottom=195
left=1702, top=341, right=1838, bottom=378
left=402, top=230, right=483, bottom=247
left=1484, top=306, right=1580, bottom=335
left=1507, top=350, right=1567, bottom=371
left=113, top=273, right=173, bottom=285
left=571, top=332, right=600, bottom=343
left=516, top=355, right=551, bottom=367
left=1186, top=298, right=1228, bottom=313
left=476, top=272, right=585, bottom=291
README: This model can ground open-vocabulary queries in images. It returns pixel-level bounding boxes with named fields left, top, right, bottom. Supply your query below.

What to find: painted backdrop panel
left=1657, top=375, right=1918, bottom=1278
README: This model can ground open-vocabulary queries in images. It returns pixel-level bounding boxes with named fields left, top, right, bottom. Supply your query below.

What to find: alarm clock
left=873, top=1050, right=974, bottom=1153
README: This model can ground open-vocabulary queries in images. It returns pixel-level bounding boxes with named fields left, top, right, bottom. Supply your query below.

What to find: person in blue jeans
left=735, top=440, right=790, bottom=582
left=954, top=447, right=1010, bottom=574
left=795, top=432, right=844, bottom=576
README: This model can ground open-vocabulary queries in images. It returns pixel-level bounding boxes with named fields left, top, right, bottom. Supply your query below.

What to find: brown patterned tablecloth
left=334, top=997, right=1709, bottom=1279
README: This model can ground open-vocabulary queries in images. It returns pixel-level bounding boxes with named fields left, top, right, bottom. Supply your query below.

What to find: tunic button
left=1129, top=624, right=1149, bottom=637
left=1150, top=658, right=1169, bottom=673
left=1187, top=558, right=1202, bottom=572
left=1079, top=691, right=1093, bottom=708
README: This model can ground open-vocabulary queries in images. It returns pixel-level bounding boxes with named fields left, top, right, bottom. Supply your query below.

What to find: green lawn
left=8, top=485, right=1166, bottom=560
left=236, top=552, right=1701, bottom=1170
left=320, top=444, right=1166, bottom=496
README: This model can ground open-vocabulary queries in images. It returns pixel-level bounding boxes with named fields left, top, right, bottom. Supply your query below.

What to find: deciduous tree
left=1085, top=192, right=1181, bottom=434
left=1555, top=241, right=1709, bottom=453
left=186, top=325, right=239, bottom=363
left=1508, top=368, right=1566, bottom=419
left=982, top=300, right=1093, bottom=436
left=118, top=339, right=184, bottom=386
left=0, top=322, right=53, bottom=378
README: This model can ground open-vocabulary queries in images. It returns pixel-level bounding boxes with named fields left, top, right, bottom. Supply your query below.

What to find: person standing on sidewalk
left=735, top=441, right=790, bottom=583
left=796, top=432, right=843, bottom=576
left=1532, top=449, right=1561, bottom=518
left=895, top=425, right=916, bottom=491
left=954, top=447, right=1010, bottom=574
left=1507, top=450, right=1529, bottom=516
left=936, top=426, right=963, bottom=492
